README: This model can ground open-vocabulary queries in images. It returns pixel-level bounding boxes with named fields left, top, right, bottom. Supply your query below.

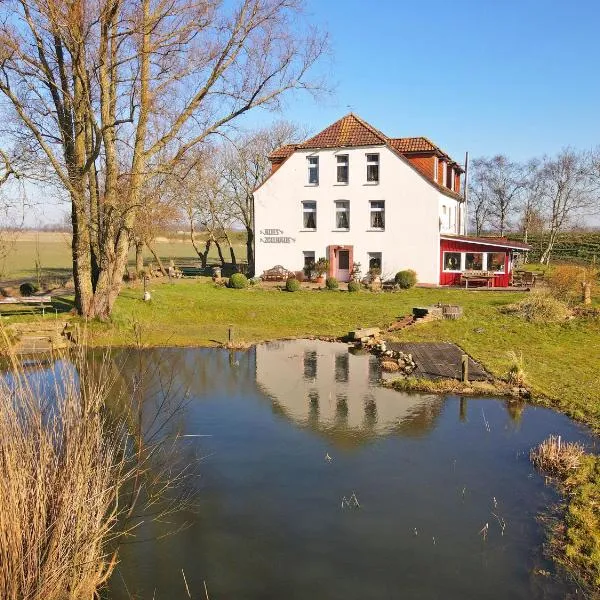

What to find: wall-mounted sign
left=259, top=228, right=295, bottom=244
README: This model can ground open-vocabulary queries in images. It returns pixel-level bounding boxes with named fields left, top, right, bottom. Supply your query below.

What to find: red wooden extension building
left=439, top=235, right=531, bottom=287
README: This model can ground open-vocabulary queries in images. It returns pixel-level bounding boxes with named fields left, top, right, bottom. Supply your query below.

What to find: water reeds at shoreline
left=0, top=326, right=194, bottom=600
left=0, top=347, right=131, bottom=599
left=531, top=435, right=600, bottom=593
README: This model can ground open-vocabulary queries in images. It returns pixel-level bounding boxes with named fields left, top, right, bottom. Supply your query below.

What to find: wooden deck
left=387, top=342, right=490, bottom=381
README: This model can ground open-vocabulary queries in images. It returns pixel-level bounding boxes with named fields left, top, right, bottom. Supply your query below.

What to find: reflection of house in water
left=256, top=340, right=443, bottom=447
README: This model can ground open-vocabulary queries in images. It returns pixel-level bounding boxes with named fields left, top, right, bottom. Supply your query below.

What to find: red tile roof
left=388, top=137, right=437, bottom=153
left=268, top=144, right=296, bottom=161
left=298, top=114, right=388, bottom=149
left=265, top=113, right=464, bottom=198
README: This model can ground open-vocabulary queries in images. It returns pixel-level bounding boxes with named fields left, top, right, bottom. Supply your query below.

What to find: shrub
left=19, top=282, right=38, bottom=297
left=285, top=277, right=300, bottom=292
left=506, top=350, right=526, bottom=386
left=546, top=265, right=599, bottom=305
left=347, top=280, right=361, bottom=293
left=325, top=277, right=338, bottom=290
left=501, top=292, right=571, bottom=323
left=394, top=270, right=417, bottom=289
left=315, top=257, right=329, bottom=277
left=248, top=277, right=260, bottom=286
left=228, top=273, right=248, bottom=289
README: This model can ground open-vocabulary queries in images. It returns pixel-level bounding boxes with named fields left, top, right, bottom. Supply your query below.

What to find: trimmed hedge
left=394, top=270, right=417, bottom=289
left=228, top=273, right=248, bottom=289
left=285, top=277, right=301, bottom=292
left=348, top=280, right=361, bottom=292
left=325, top=277, right=339, bottom=290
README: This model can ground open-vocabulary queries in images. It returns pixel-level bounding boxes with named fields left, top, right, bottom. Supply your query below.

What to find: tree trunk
left=214, top=239, right=226, bottom=266
left=246, top=226, right=254, bottom=277
left=71, top=194, right=94, bottom=317
left=229, top=245, right=237, bottom=266
left=146, top=242, right=168, bottom=276
left=135, top=241, right=144, bottom=274
left=91, top=230, right=131, bottom=319
left=540, top=229, right=558, bottom=265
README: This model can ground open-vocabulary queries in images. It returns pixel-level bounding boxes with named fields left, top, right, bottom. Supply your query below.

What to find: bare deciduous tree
left=469, top=155, right=528, bottom=236
left=0, top=0, right=327, bottom=317
left=538, top=149, right=596, bottom=264
left=468, top=172, right=491, bottom=236
left=220, top=121, right=304, bottom=275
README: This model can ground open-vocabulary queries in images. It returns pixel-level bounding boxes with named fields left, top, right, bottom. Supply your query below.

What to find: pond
left=14, top=340, right=598, bottom=598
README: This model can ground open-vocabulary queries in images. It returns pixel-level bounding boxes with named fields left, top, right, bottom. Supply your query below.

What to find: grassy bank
left=82, top=279, right=600, bottom=431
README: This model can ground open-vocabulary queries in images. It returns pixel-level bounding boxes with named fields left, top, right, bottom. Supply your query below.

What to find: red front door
left=336, top=249, right=350, bottom=282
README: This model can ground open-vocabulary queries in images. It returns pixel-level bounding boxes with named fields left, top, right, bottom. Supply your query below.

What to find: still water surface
left=23, top=340, right=597, bottom=599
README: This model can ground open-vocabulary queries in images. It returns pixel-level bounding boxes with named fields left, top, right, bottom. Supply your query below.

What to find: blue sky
left=12, top=0, right=600, bottom=225
left=269, top=0, right=600, bottom=164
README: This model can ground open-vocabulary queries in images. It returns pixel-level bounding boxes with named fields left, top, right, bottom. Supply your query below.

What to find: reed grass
left=0, top=325, right=193, bottom=599
left=0, top=346, right=131, bottom=600
left=530, top=435, right=585, bottom=476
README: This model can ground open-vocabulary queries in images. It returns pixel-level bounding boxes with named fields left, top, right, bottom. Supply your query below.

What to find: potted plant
left=303, top=260, right=316, bottom=282
left=350, top=261, right=362, bottom=282
left=314, top=257, right=329, bottom=284
left=369, top=266, right=382, bottom=292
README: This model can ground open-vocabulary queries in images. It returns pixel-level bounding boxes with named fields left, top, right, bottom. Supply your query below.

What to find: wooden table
left=460, top=272, right=495, bottom=288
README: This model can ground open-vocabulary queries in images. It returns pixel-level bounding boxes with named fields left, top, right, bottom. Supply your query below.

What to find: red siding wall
left=439, top=239, right=512, bottom=287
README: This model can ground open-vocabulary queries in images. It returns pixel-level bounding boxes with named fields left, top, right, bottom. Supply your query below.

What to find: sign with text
left=259, top=228, right=295, bottom=244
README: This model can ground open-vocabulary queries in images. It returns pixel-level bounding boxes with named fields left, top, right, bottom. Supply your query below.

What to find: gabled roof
left=298, top=113, right=388, bottom=149
left=262, top=113, right=464, bottom=199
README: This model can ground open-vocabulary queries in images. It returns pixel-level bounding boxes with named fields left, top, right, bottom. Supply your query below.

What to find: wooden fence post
left=461, top=354, right=469, bottom=383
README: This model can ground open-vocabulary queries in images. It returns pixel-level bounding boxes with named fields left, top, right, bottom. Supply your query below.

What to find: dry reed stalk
left=0, top=340, right=134, bottom=600
left=530, top=435, right=585, bottom=476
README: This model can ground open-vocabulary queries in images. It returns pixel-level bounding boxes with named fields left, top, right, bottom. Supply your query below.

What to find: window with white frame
left=337, top=154, right=349, bottom=183
left=303, top=251, right=315, bottom=270
left=370, top=201, right=385, bottom=229
left=487, top=252, right=505, bottom=273
left=441, top=161, right=447, bottom=186
left=335, top=200, right=350, bottom=230
left=450, top=167, right=455, bottom=191
left=307, top=156, right=319, bottom=185
left=368, top=252, right=382, bottom=271
left=302, top=201, right=317, bottom=229
left=465, top=252, right=483, bottom=270
left=443, top=252, right=461, bottom=272
left=366, top=153, right=379, bottom=182
left=433, top=156, right=439, bottom=182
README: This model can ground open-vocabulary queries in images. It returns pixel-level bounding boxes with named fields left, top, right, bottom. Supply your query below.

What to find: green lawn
left=86, top=280, right=600, bottom=431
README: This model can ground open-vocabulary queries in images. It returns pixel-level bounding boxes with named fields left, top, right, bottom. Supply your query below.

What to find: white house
left=253, top=113, right=528, bottom=286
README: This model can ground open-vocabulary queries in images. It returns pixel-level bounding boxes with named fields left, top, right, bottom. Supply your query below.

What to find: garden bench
left=0, top=295, right=53, bottom=316
left=261, top=265, right=293, bottom=281
left=460, top=270, right=495, bottom=288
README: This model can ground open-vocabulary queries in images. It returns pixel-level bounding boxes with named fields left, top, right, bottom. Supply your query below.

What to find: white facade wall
left=438, top=195, right=463, bottom=235
left=254, top=146, right=454, bottom=284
